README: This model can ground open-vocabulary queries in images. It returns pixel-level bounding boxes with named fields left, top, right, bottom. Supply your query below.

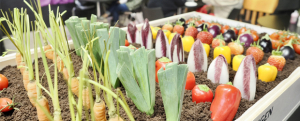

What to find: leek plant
left=116, top=46, right=156, bottom=116
left=157, top=62, right=188, bottom=121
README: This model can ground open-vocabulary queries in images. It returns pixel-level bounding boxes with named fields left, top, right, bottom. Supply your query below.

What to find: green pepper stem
left=285, top=39, right=294, bottom=49
left=198, top=85, right=210, bottom=92
left=159, top=57, right=171, bottom=62
left=226, top=82, right=233, bottom=85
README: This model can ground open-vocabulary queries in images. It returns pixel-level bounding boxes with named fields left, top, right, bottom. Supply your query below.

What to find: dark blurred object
left=273, top=0, right=300, bottom=15
left=147, top=0, right=185, bottom=17
left=142, top=4, right=164, bottom=21
left=0, top=32, right=4, bottom=55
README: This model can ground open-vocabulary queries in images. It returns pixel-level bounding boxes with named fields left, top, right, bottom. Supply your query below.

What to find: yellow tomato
left=203, top=43, right=210, bottom=57
left=151, top=27, right=161, bottom=40
left=182, top=36, right=195, bottom=52
left=168, top=33, right=182, bottom=44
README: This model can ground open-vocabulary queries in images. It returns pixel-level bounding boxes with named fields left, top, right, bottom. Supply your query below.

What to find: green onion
left=157, top=62, right=188, bottom=121
left=116, top=46, right=156, bottom=115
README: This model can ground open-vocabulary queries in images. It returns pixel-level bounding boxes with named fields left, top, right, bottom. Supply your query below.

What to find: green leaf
left=147, top=49, right=156, bottom=111
left=119, top=29, right=126, bottom=46
left=65, top=16, right=81, bottom=55
left=158, top=63, right=188, bottom=121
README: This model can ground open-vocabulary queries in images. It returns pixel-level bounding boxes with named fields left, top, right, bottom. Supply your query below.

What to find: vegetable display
left=233, top=55, right=257, bottom=101
left=258, top=63, right=278, bottom=82
left=155, top=57, right=172, bottom=83
left=210, top=82, right=241, bottom=121
left=246, top=41, right=264, bottom=64
left=280, top=39, right=296, bottom=60
left=157, top=62, right=188, bottom=121
left=187, top=39, right=208, bottom=72
left=207, top=55, right=229, bottom=84
left=197, top=27, right=213, bottom=45
left=208, top=25, right=221, bottom=38
left=238, top=30, right=254, bottom=48
left=223, top=29, right=237, bottom=43
left=212, top=34, right=226, bottom=48
left=182, top=36, right=195, bottom=52
left=192, top=85, right=213, bottom=103
left=116, top=46, right=156, bottom=115
left=232, top=55, right=246, bottom=71
left=140, top=19, right=153, bottom=49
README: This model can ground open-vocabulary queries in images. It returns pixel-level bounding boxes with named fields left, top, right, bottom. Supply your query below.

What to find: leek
left=116, top=46, right=156, bottom=115
left=157, top=62, right=188, bottom=121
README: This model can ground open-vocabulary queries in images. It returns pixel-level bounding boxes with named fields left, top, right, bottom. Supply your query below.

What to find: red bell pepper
left=155, top=57, right=172, bottom=83
left=210, top=82, right=241, bottom=121
left=185, top=71, right=196, bottom=90
left=192, top=84, right=213, bottom=103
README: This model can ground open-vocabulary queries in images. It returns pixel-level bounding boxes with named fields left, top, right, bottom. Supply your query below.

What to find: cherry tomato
left=0, top=98, right=13, bottom=112
left=270, top=32, right=279, bottom=40
left=0, top=74, right=8, bottom=90
left=185, top=71, right=196, bottom=90
left=271, top=39, right=284, bottom=49
left=125, top=39, right=129, bottom=46
left=238, top=27, right=247, bottom=35
left=221, top=25, right=230, bottom=34
left=192, top=84, right=213, bottom=103
left=293, top=41, right=300, bottom=55
left=251, top=30, right=259, bottom=42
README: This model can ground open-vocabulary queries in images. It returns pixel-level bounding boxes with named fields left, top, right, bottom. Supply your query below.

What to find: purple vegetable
left=169, top=34, right=184, bottom=62
left=196, top=23, right=208, bottom=32
left=208, top=25, right=220, bottom=38
left=126, top=23, right=139, bottom=43
left=155, top=29, right=169, bottom=58
left=233, top=55, right=257, bottom=101
left=187, top=39, right=207, bottom=72
left=238, top=30, right=254, bottom=48
left=223, top=29, right=236, bottom=43
left=140, top=18, right=153, bottom=49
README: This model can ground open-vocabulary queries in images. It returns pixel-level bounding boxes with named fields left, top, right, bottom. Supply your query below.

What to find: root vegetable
left=36, top=96, right=50, bottom=121
left=15, top=53, right=22, bottom=67
left=27, top=81, right=37, bottom=107
left=70, top=77, right=79, bottom=96
left=82, top=88, right=90, bottom=109
left=62, top=68, right=69, bottom=81
left=207, top=55, right=229, bottom=84
left=44, top=45, right=54, bottom=60
left=94, top=101, right=107, bottom=121
left=54, top=55, right=64, bottom=72
left=187, top=39, right=208, bottom=72
left=23, top=70, right=30, bottom=91
left=19, top=61, right=26, bottom=75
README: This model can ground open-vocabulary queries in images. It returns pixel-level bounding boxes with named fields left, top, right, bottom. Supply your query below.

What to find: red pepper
left=185, top=71, right=196, bottom=90
left=155, top=57, right=172, bottom=83
left=125, top=39, right=130, bottom=46
left=210, top=82, right=241, bottom=121
left=192, top=84, right=213, bottom=103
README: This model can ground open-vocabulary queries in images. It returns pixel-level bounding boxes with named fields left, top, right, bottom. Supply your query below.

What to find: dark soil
left=2, top=44, right=300, bottom=120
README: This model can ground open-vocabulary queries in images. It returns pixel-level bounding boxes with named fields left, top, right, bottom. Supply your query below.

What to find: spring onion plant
left=116, top=46, right=156, bottom=115
left=157, top=62, right=188, bottom=121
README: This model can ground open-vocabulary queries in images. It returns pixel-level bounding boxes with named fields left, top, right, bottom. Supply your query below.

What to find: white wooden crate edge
left=0, top=11, right=298, bottom=121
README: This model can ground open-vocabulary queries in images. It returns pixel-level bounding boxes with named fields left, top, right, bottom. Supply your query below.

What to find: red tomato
left=221, top=25, right=230, bottom=34
left=238, top=27, right=247, bottom=35
left=271, top=39, right=283, bottom=49
left=232, top=27, right=238, bottom=35
left=155, top=58, right=172, bottom=83
left=0, top=74, right=8, bottom=90
left=251, top=30, right=259, bottom=42
left=192, top=84, right=213, bottom=103
left=185, top=71, right=195, bottom=90
left=270, top=32, right=279, bottom=40
left=125, top=39, right=130, bottom=46
left=0, top=98, right=14, bottom=112
left=293, top=43, right=300, bottom=55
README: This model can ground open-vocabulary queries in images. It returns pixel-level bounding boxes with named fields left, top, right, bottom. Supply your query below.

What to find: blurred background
left=1, top=0, right=300, bottom=55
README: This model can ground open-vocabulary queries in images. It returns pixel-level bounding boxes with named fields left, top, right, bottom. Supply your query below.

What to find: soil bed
left=1, top=43, right=300, bottom=121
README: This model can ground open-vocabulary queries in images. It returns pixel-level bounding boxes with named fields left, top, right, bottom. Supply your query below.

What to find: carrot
left=23, top=70, right=30, bottom=91
left=19, top=61, right=26, bottom=75
left=82, top=87, right=90, bottom=109
left=94, top=101, right=107, bottom=121
left=54, top=55, right=64, bottom=72
left=62, top=68, right=69, bottom=81
left=27, top=81, right=37, bottom=107
left=109, top=115, right=124, bottom=121
left=70, top=77, right=79, bottom=96
left=36, top=96, right=51, bottom=121
left=15, top=53, right=22, bottom=67
left=44, top=45, right=54, bottom=60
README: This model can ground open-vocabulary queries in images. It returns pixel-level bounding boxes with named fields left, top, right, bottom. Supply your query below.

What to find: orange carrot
left=19, top=61, right=26, bottom=75
left=54, top=55, right=64, bottom=72
left=44, top=45, right=54, bottom=60
left=27, top=81, right=37, bottom=107
left=15, top=53, right=22, bottom=67
left=70, top=77, right=79, bottom=96
left=23, top=70, right=30, bottom=91
left=36, top=96, right=51, bottom=121
left=94, top=101, right=107, bottom=121
left=109, top=115, right=124, bottom=121
left=62, top=68, right=69, bottom=81
left=82, top=88, right=90, bottom=110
